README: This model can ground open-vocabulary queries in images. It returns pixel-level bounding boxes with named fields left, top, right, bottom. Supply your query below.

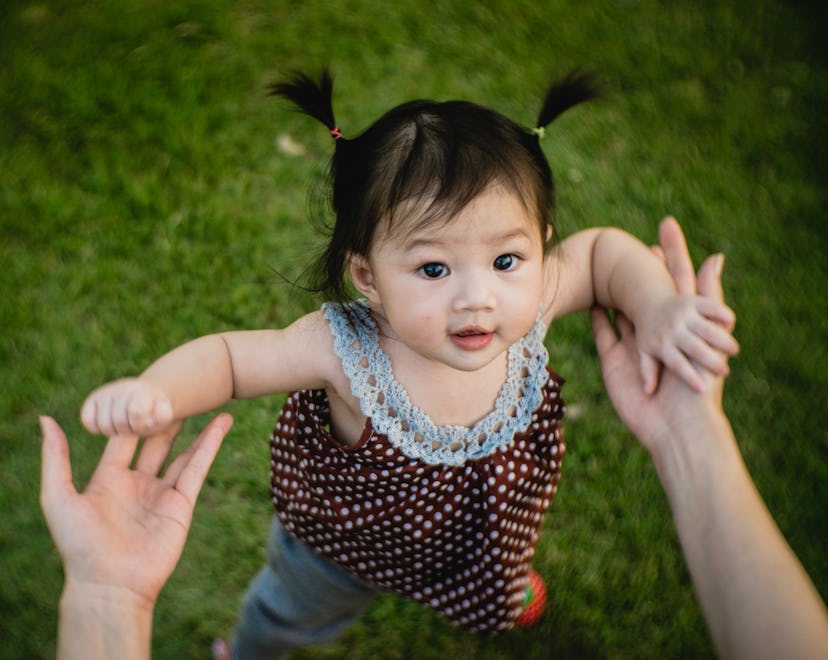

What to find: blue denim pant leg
left=231, top=516, right=378, bottom=659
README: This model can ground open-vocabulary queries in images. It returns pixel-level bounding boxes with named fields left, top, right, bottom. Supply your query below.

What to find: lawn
left=1, top=1, right=826, bottom=658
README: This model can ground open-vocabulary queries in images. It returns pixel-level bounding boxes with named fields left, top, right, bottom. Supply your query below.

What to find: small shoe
left=514, top=569, right=547, bottom=628
left=212, top=639, right=232, bottom=660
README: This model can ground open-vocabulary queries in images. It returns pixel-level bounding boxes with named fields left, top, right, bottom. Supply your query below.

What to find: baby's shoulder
left=287, top=309, right=339, bottom=357
left=290, top=307, right=354, bottom=398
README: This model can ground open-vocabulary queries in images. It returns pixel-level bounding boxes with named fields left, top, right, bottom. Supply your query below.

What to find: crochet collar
left=324, top=300, right=549, bottom=465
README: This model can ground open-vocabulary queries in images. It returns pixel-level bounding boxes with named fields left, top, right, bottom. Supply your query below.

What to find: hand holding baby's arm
left=547, top=222, right=739, bottom=394
left=82, top=378, right=174, bottom=437
left=596, top=225, right=739, bottom=394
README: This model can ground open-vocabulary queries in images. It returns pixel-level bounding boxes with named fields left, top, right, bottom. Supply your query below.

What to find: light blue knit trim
left=323, top=300, right=549, bottom=466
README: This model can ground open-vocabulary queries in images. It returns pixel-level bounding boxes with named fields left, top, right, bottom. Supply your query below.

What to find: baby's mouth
left=450, top=327, right=494, bottom=350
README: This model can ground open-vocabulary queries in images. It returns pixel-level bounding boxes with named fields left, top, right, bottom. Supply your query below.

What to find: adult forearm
left=141, top=334, right=236, bottom=419
left=652, top=413, right=828, bottom=660
left=58, top=582, right=153, bottom=660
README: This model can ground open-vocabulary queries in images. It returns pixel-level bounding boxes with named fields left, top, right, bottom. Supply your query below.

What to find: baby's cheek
left=512, top=287, right=543, bottom=333
left=519, top=311, right=539, bottom=337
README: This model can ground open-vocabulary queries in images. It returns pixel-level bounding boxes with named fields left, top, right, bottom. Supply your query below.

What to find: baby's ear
left=346, top=252, right=379, bottom=302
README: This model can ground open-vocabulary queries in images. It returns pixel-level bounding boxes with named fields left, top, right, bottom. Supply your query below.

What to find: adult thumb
left=39, top=416, right=76, bottom=509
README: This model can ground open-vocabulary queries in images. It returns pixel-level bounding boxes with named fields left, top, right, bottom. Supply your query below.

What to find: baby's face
left=353, top=186, right=546, bottom=373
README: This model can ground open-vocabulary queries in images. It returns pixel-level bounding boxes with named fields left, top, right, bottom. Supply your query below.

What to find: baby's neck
left=381, top=337, right=510, bottom=428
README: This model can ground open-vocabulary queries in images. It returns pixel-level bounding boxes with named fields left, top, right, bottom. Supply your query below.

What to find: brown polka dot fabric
left=269, top=369, right=565, bottom=633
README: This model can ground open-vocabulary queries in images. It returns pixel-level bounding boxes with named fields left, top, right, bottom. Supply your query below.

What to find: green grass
left=2, top=1, right=826, bottom=658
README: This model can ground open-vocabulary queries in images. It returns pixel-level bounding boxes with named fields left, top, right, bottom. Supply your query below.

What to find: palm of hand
left=594, top=310, right=722, bottom=454
left=41, top=413, right=231, bottom=613
left=54, top=461, right=192, bottom=604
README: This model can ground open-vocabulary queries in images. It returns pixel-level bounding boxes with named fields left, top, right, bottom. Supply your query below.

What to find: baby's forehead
left=378, top=188, right=542, bottom=250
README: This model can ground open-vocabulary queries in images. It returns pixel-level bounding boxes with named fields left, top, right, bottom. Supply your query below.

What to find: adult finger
left=135, top=420, right=184, bottom=476
left=638, top=351, right=661, bottom=394
left=590, top=306, right=619, bottom=358
left=165, top=414, right=233, bottom=504
left=99, top=432, right=141, bottom=468
left=696, top=253, right=726, bottom=305
left=614, top=312, right=635, bottom=341
left=659, top=217, right=696, bottom=296
left=39, top=416, right=77, bottom=506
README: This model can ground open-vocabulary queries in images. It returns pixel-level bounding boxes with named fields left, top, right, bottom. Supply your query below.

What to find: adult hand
left=591, top=219, right=828, bottom=660
left=590, top=217, right=734, bottom=453
left=40, top=413, right=233, bottom=607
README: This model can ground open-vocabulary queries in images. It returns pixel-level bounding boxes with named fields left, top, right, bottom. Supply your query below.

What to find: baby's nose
left=453, top=275, right=496, bottom=312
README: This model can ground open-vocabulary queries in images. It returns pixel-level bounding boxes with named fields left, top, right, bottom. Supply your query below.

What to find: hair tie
left=329, top=126, right=343, bottom=140
left=531, top=126, right=546, bottom=140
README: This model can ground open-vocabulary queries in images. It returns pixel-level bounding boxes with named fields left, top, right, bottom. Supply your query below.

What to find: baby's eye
left=419, top=262, right=449, bottom=279
left=493, top=254, right=518, bottom=271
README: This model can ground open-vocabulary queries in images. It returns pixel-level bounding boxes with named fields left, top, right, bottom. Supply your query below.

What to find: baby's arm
left=543, top=223, right=739, bottom=393
left=81, top=312, right=337, bottom=436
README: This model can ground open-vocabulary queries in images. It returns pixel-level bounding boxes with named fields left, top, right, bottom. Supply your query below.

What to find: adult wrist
left=649, top=407, right=739, bottom=501
left=58, top=579, right=154, bottom=660
left=61, top=576, right=155, bottom=611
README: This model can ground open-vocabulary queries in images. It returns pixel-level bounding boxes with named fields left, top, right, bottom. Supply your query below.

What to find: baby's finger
left=108, top=389, right=138, bottom=436
left=660, top=343, right=706, bottom=393
left=151, top=398, right=174, bottom=429
left=691, top=317, right=740, bottom=356
left=696, top=297, right=736, bottom=331
left=677, top=330, right=730, bottom=377
left=93, top=396, right=120, bottom=437
left=80, top=397, right=100, bottom=434
left=126, top=389, right=155, bottom=435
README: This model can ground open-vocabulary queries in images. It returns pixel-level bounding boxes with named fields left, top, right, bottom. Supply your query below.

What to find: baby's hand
left=81, top=378, right=174, bottom=436
left=637, top=294, right=739, bottom=394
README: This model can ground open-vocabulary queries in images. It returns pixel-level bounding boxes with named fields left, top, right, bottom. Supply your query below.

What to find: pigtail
left=535, top=71, right=599, bottom=131
left=269, top=69, right=342, bottom=139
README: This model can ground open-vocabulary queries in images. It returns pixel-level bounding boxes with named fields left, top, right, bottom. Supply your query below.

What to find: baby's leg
left=231, top=516, right=377, bottom=659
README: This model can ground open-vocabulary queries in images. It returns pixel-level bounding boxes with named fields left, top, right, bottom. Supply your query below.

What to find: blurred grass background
left=1, top=1, right=826, bottom=658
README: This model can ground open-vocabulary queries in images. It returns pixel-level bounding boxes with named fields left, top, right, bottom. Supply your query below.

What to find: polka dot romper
left=269, top=301, right=566, bottom=633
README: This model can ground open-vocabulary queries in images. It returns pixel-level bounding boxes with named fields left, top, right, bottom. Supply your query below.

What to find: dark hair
left=270, top=69, right=598, bottom=302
